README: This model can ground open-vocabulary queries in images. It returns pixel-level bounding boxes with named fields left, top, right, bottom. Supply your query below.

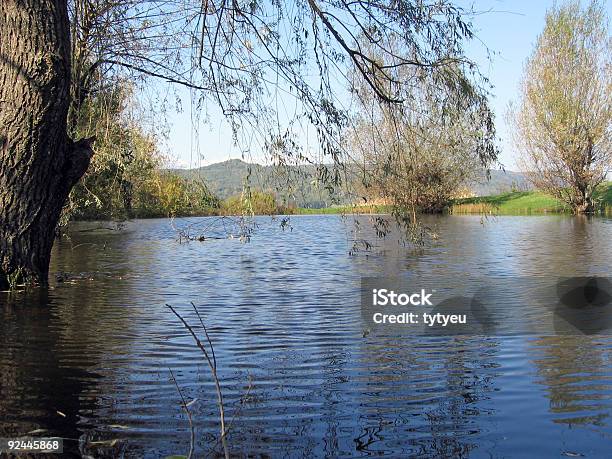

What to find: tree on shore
left=0, top=0, right=495, bottom=288
left=0, top=1, right=94, bottom=290
left=351, top=62, right=496, bottom=218
left=509, top=0, right=611, bottom=214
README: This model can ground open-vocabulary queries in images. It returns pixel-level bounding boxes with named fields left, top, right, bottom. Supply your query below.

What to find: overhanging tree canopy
left=0, top=0, right=496, bottom=288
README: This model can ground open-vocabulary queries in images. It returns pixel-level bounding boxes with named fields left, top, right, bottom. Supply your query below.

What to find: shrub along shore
left=69, top=182, right=612, bottom=220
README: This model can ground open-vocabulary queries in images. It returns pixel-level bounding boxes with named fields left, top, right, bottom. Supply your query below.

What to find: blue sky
left=162, top=1, right=610, bottom=171
left=459, top=0, right=563, bottom=171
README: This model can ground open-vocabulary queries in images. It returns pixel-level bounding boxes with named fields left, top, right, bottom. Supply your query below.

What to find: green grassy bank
left=450, top=182, right=612, bottom=215
left=292, top=182, right=612, bottom=216
left=295, top=204, right=389, bottom=215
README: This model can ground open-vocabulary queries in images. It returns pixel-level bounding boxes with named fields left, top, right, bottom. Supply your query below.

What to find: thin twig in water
left=166, top=304, right=229, bottom=459
left=168, top=368, right=195, bottom=459
left=191, top=301, right=216, bottom=371
left=171, top=215, right=254, bottom=242
left=206, top=375, right=254, bottom=456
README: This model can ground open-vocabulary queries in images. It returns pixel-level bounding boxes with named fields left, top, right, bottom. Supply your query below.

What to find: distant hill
left=468, top=169, right=533, bottom=196
left=170, top=159, right=358, bottom=208
left=170, top=159, right=532, bottom=207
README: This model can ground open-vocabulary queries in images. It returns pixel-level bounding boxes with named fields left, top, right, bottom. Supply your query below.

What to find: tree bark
left=575, top=195, right=594, bottom=214
left=573, top=179, right=595, bottom=214
left=0, top=0, right=92, bottom=289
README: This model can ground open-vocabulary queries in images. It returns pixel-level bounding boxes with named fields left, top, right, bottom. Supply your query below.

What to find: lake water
left=1, top=215, right=611, bottom=457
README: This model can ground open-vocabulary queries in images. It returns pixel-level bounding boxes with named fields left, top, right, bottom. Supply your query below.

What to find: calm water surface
left=1, top=215, right=611, bottom=457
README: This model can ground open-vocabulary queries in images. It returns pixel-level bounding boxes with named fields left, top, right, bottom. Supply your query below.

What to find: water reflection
left=0, top=291, right=102, bottom=457
left=530, top=335, right=612, bottom=427
left=0, top=215, right=610, bottom=457
left=351, top=335, right=499, bottom=457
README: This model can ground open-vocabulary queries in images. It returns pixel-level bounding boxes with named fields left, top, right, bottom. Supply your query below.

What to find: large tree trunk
left=0, top=0, right=92, bottom=289
left=573, top=181, right=595, bottom=214
left=574, top=195, right=594, bottom=214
